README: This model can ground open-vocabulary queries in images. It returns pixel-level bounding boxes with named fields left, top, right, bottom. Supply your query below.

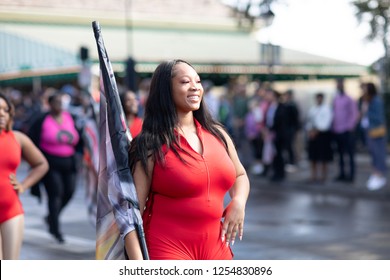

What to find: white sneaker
left=366, top=175, right=375, bottom=186
left=367, top=175, right=387, bottom=191
left=285, top=164, right=298, bottom=173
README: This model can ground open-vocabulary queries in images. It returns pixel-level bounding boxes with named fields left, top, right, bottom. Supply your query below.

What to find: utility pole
left=124, top=0, right=137, bottom=92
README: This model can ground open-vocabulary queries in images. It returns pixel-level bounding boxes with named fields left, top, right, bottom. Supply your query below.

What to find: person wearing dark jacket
left=263, top=88, right=287, bottom=182
left=281, top=89, right=301, bottom=171
left=28, top=91, right=80, bottom=243
left=360, top=82, right=387, bottom=190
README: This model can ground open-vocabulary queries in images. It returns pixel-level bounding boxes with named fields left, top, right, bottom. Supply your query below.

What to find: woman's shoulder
left=372, top=95, right=383, bottom=104
left=13, top=129, right=32, bottom=139
left=11, top=130, right=27, bottom=147
left=368, top=96, right=383, bottom=111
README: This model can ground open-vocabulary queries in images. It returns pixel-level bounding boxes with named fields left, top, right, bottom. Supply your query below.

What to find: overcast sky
left=239, top=0, right=385, bottom=66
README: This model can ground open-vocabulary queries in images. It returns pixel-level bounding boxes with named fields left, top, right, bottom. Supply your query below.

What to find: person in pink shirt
left=331, top=78, right=359, bottom=183
left=28, top=91, right=80, bottom=243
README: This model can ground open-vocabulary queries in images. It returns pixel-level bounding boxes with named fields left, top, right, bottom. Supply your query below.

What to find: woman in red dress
left=0, top=93, right=48, bottom=259
left=126, top=60, right=250, bottom=260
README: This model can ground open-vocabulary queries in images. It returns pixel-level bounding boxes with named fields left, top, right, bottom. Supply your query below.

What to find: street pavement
left=232, top=147, right=390, bottom=260
left=17, top=150, right=390, bottom=260
left=19, top=170, right=95, bottom=260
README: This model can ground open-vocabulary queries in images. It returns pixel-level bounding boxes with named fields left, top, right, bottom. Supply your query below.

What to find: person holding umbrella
left=126, top=59, right=250, bottom=260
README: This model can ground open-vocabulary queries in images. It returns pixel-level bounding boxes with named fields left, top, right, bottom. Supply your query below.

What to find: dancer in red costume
left=0, top=93, right=48, bottom=259
left=126, top=60, right=250, bottom=260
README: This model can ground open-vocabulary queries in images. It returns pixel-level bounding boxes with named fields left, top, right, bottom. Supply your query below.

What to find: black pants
left=333, top=131, right=355, bottom=180
left=42, top=154, right=77, bottom=236
left=250, top=136, right=264, bottom=160
left=284, top=129, right=297, bottom=165
left=271, top=137, right=285, bottom=180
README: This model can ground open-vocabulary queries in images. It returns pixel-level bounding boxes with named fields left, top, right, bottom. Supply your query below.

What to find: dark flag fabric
left=93, top=21, right=149, bottom=260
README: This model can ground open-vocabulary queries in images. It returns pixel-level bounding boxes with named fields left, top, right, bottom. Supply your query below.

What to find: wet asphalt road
left=17, top=151, right=390, bottom=260
left=232, top=184, right=390, bottom=260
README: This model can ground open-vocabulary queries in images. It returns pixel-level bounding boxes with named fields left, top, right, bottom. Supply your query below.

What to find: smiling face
left=123, top=91, right=139, bottom=116
left=171, top=62, right=203, bottom=114
left=0, top=96, right=11, bottom=132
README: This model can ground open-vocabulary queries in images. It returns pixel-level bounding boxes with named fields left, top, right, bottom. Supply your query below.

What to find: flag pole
left=92, top=20, right=149, bottom=260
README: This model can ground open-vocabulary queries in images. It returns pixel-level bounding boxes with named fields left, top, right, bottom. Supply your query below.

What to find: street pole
left=268, top=43, right=274, bottom=84
left=259, top=7, right=275, bottom=83
left=124, top=0, right=137, bottom=92
left=125, top=0, right=133, bottom=58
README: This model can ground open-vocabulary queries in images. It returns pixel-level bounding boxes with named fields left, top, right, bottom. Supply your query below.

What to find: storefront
left=0, top=0, right=368, bottom=89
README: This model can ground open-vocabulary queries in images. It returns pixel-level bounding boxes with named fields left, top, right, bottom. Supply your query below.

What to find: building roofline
left=0, top=7, right=243, bottom=33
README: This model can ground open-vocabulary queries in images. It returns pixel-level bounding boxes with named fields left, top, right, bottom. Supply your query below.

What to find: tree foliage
left=221, top=0, right=279, bottom=30
left=353, top=1, right=390, bottom=129
left=351, top=0, right=390, bottom=57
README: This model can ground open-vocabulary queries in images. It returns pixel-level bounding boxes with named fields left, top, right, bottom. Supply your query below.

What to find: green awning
left=0, top=29, right=80, bottom=85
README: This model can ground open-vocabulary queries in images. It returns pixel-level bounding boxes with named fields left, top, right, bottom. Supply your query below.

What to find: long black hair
left=129, top=59, right=228, bottom=175
left=364, top=82, right=378, bottom=102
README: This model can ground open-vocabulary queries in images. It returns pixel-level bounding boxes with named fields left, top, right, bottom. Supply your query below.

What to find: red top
left=143, top=120, right=236, bottom=259
left=0, top=130, right=23, bottom=223
left=129, top=117, right=143, bottom=138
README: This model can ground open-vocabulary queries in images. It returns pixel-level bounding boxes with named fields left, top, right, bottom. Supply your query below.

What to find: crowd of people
left=1, top=86, right=90, bottom=250
left=201, top=78, right=388, bottom=190
left=0, top=68, right=388, bottom=259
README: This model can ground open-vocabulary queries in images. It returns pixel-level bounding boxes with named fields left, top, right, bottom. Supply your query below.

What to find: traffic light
left=80, top=46, right=89, bottom=62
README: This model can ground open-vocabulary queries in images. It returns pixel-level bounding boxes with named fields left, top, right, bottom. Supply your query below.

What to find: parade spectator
left=76, top=92, right=99, bottom=226
left=0, top=93, right=48, bottom=259
left=331, top=78, right=359, bottom=183
left=306, top=92, right=333, bottom=183
left=355, top=82, right=368, bottom=151
left=28, top=91, right=80, bottom=243
left=202, top=80, right=220, bottom=120
left=281, top=89, right=301, bottom=172
left=263, top=88, right=287, bottom=182
left=218, top=92, right=234, bottom=136
left=137, top=78, right=151, bottom=118
left=245, top=98, right=264, bottom=175
left=360, top=82, right=388, bottom=190
left=252, top=83, right=271, bottom=176
left=231, top=83, right=249, bottom=148
left=120, top=90, right=143, bottom=137
left=126, top=59, right=250, bottom=259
